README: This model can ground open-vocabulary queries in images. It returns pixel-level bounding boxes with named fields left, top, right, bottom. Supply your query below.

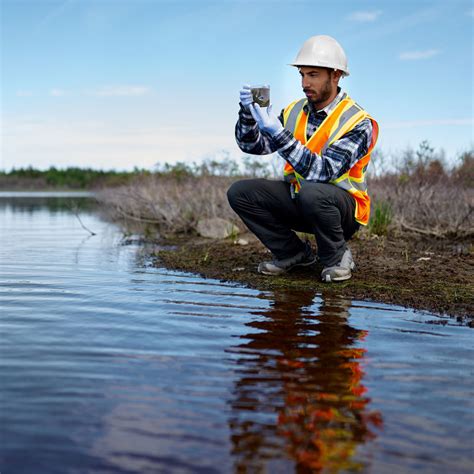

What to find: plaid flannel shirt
left=235, top=88, right=373, bottom=182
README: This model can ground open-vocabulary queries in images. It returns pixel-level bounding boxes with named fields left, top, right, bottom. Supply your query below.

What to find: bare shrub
left=98, top=142, right=473, bottom=240
left=371, top=178, right=473, bottom=237
left=452, top=150, right=474, bottom=187
left=97, top=174, right=237, bottom=236
left=370, top=143, right=473, bottom=238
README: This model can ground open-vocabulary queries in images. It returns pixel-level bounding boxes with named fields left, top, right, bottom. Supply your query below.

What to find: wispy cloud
left=49, top=89, right=67, bottom=97
left=347, top=10, right=382, bottom=22
left=399, top=49, right=440, bottom=60
left=2, top=117, right=234, bottom=170
left=385, top=118, right=473, bottom=129
left=36, top=0, right=78, bottom=30
left=468, top=8, right=474, bottom=17
left=91, top=86, right=152, bottom=97
left=344, top=4, right=447, bottom=45
left=16, top=90, right=33, bottom=97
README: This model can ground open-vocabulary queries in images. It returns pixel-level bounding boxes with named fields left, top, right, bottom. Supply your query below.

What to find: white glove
left=249, top=103, right=284, bottom=136
left=239, top=85, right=253, bottom=110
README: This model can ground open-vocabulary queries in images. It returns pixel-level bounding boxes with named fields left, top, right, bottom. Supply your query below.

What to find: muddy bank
left=154, top=232, right=473, bottom=325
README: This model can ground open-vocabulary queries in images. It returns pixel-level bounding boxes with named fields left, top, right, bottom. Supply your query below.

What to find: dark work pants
left=227, top=179, right=360, bottom=267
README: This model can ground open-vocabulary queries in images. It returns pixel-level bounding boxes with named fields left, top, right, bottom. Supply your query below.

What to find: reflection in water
left=228, top=290, right=383, bottom=472
left=2, top=196, right=473, bottom=473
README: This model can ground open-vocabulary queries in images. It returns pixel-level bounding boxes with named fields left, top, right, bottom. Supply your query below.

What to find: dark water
left=0, top=194, right=473, bottom=474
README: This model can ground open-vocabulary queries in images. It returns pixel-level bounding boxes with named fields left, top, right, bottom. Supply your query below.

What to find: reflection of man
left=228, top=35, right=379, bottom=282
left=227, top=290, right=382, bottom=472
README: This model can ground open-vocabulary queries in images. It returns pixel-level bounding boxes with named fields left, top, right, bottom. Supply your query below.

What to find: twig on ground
left=400, top=221, right=443, bottom=237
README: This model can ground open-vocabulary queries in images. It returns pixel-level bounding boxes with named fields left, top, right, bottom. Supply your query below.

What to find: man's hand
left=239, top=85, right=253, bottom=110
left=249, top=104, right=284, bottom=136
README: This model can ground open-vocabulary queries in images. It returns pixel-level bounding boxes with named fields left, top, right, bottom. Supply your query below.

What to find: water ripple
left=1, top=196, right=472, bottom=474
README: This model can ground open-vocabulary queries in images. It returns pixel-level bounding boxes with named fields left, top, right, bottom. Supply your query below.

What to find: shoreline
left=153, top=233, right=473, bottom=326
left=5, top=187, right=471, bottom=324
left=0, top=190, right=95, bottom=197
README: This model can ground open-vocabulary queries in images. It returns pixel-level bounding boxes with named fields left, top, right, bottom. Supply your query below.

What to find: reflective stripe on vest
left=283, top=98, right=306, bottom=134
left=320, top=104, right=362, bottom=155
left=282, top=95, right=378, bottom=225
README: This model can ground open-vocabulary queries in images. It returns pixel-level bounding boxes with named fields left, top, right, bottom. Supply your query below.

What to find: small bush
left=368, top=201, right=393, bottom=236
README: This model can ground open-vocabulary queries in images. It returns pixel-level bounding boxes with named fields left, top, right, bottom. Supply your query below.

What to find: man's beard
left=304, top=77, right=333, bottom=108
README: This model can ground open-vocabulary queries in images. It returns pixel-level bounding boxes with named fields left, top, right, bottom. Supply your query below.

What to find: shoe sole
left=258, top=257, right=317, bottom=276
left=322, top=273, right=352, bottom=283
left=321, top=263, right=355, bottom=283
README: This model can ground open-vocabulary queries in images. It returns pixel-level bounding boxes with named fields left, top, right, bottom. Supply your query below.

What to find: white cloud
left=1, top=117, right=236, bottom=170
left=14, top=87, right=150, bottom=98
left=50, top=89, right=67, bottom=97
left=16, top=90, right=33, bottom=97
left=384, top=118, right=473, bottom=129
left=344, top=4, right=446, bottom=45
left=347, top=10, right=382, bottom=22
left=399, top=49, right=440, bottom=60
left=90, top=86, right=152, bottom=97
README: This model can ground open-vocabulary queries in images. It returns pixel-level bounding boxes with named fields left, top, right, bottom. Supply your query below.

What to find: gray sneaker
left=258, top=243, right=316, bottom=275
left=321, top=247, right=355, bottom=283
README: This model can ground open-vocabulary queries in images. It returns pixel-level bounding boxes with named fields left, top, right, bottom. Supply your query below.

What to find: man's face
left=299, top=66, right=338, bottom=107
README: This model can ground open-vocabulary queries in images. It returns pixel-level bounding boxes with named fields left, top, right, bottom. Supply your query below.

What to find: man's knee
left=227, top=179, right=256, bottom=209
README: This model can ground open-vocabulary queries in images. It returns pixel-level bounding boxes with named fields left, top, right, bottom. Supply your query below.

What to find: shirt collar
left=304, top=87, right=346, bottom=116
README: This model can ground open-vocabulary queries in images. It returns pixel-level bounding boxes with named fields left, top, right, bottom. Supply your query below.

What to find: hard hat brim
left=288, top=63, right=350, bottom=77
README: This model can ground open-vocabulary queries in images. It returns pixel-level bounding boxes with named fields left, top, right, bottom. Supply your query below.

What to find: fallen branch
left=400, top=221, right=442, bottom=237
left=400, top=221, right=474, bottom=239
left=113, top=208, right=165, bottom=225
left=68, top=203, right=96, bottom=236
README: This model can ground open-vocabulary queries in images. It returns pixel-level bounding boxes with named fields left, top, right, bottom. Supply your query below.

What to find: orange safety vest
left=282, top=95, right=379, bottom=226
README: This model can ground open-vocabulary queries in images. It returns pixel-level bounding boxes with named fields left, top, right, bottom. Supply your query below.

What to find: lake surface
left=1, top=194, right=473, bottom=474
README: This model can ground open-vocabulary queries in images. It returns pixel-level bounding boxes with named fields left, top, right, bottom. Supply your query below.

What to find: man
left=227, top=35, right=378, bottom=282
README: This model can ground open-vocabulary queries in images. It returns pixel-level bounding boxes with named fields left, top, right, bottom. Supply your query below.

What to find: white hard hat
left=290, top=35, right=350, bottom=77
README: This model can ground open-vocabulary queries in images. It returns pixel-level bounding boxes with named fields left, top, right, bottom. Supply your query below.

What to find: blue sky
left=1, top=0, right=473, bottom=171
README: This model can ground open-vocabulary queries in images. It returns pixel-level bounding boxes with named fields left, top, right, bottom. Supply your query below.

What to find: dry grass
left=371, top=176, right=473, bottom=238
left=369, top=147, right=473, bottom=238
left=97, top=145, right=473, bottom=240
left=98, top=174, right=236, bottom=237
